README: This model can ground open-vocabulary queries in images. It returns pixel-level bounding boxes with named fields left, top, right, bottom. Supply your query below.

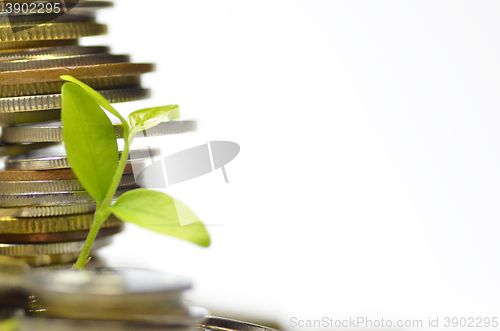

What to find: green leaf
left=128, top=104, right=180, bottom=133
left=61, top=82, right=119, bottom=203
left=110, top=188, right=210, bottom=247
left=60, top=75, right=130, bottom=137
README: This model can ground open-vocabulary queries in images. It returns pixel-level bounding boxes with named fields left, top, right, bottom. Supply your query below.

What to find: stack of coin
left=0, top=1, right=198, bottom=268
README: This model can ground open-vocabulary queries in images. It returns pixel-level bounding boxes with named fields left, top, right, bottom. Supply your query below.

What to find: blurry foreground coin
left=197, top=317, right=279, bottom=331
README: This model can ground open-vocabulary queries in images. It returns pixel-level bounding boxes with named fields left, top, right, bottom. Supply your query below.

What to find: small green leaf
left=62, top=82, right=119, bottom=203
left=60, top=75, right=130, bottom=137
left=111, top=188, right=210, bottom=247
left=128, top=104, right=180, bottom=133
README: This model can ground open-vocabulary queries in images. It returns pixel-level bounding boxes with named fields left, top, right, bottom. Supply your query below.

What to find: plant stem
left=73, top=136, right=133, bottom=269
left=73, top=208, right=111, bottom=269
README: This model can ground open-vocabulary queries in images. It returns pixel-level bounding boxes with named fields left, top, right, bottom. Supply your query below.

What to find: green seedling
left=60, top=76, right=210, bottom=269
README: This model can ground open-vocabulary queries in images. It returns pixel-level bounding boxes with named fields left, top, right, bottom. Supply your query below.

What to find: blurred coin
left=6, top=149, right=158, bottom=170
left=0, top=174, right=136, bottom=193
left=0, top=45, right=109, bottom=61
left=197, top=317, right=280, bottom=331
left=2, top=121, right=197, bottom=143
left=0, top=203, right=95, bottom=218
left=18, top=316, right=201, bottom=331
left=0, top=87, right=150, bottom=113
left=0, top=236, right=112, bottom=256
left=29, top=268, right=198, bottom=319
left=17, top=251, right=95, bottom=267
left=0, top=256, right=29, bottom=274
left=0, top=54, right=130, bottom=71
left=33, top=254, right=107, bottom=271
left=0, top=213, right=122, bottom=234
left=0, top=185, right=138, bottom=207
left=0, top=164, right=135, bottom=181
left=0, top=63, right=153, bottom=85
left=0, top=225, right=123, bottom=243
left=0, top=142, right=56, bottom=157
left=0, top=76, right=141, bottom=98
left=0, top=21, right=107, bottom=42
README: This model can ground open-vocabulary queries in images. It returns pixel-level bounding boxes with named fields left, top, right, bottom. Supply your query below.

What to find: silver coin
left=0, top=87, right=151, bottom=113
left=0, top=174, right=137, bottom=194
left=0, top=45, right=110, bottom=61
left=6, top=148, right=159, bottom=170
left=0, top=54, right=130, bottom=71
left=0, top=236, right=112, bottom=256
left=29, top=268, right=195, bottom=319
left=0, top=203, right=96, bottom=217
left=0, top=185, right=138, bottom=207
left=1, top=120, right=197, bottom=143
left=0, top=142, right=56, bottom=158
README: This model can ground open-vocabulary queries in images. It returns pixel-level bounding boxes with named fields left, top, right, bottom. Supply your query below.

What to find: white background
left=82, top=1, right=500, bottom=329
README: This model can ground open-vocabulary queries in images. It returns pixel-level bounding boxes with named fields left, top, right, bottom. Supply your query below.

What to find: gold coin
left=0, top=63, right=153, bottom=86
left=0, top=21, right=107, bottom=42
left=0, top=75, right=141, bottom=97
left=0, top=109, right=60, bottom=126
left=0, top=164, right=135, bottom=181
left=0, top=213, right=123, bottom=234
left=0, top=39, right=78, bottom=50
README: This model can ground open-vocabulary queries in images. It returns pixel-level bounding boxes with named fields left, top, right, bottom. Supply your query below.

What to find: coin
left=0, top=225, right=123, bottom=243
left=1, top=120, right=197, bottom=143
left=0, top=54, right=130, bottom=71
left=0, top=45, right=110, bottom=61
left=0, top=87, right=150, bottom=113
left=29, top=268, right=194, bottom=315
left=0, top=203, right=96, bottom=218
left=0, top=164, right=135, bottom=181
left=19, top=252, right=84, bottom=267
left=0, top=109, right=61, bottom=126
left=0, top=236, right=112, bottom=256
left=33, top=254, right=107, bottom=271
left=198, top=317, right=279, bottom=331
left=0, top=76, right=141, bottom=98
left=3, top=1, right=113, bottom=11
left=6, top=148, right=158, bottom=170
left=0, top=63, right=153, bottom=86
left=0, top=39, right=78, bottom=50
left=1, top=12, right=95, bottom=24
left=0, top=174, right=137, bottom=193
left=0, top=21, right=107, bottom=42
left=0, top=142, right=56, bottom=157
left=0, top=185, right=138, bottom=207
left=0, top=213, right=123, bottom=234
